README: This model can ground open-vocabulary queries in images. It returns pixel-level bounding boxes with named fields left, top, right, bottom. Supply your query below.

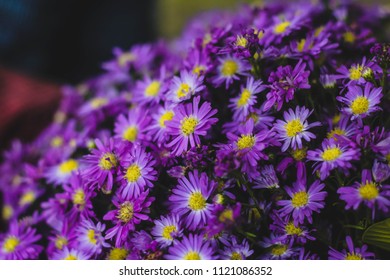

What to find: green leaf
left=362, top=219, right=390, bottom=251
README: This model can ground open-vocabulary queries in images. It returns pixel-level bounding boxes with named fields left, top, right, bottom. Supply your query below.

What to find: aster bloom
left=338, top=169, right=390, bottom=214
left=114, top=108, right=151, bottom=144
left=117, top=145, right=157, bottom=198
left=133, top=67, right=167, bottom=106
left=328, top=236, right=375, bottom=260
left=372, top=160, right=390, bottom=183
left=166, top=96, right=218, bottom=156
left=220, top=237, right=253, bottom=260
left=253, top=165, right=279, bottom=189
left=206, top=203, right=241, bottom=236
left=228, top=77, right=266, bottom=120
left=0, top=221, right=42, bottom=260
left=336, top=57, right=379, bottom=85
left=51, top=247, right=91, bottom=260
left=76, top=219, right=110, bottom=256
left=274, top=106, right=320, bottom=152
left=259, top=234, right=299, bottom=260
left=169, top=171, right=215, bottom=230
left=277, top=180, right=327, bottom=225
left=82, top=138, right=119, bottom=193
left=147, top=104, right=175, bottom=143
left=104, top=190, right=154, bottom=247
left=166, top=70, right=205, bottom=103
left=337, top=83, right=382, bottom=120
left=45, top=157, right=80, bottom=185
left=212, top=55, right=250, bottom=89
left=151, top=215, right=183, bottom=248
left=165, top=234, right=214, bottom=260
left=307, top=138, right=360, bottom=180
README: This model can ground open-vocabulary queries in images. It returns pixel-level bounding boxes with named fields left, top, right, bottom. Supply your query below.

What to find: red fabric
left=0, top=68, right=61, bottom=148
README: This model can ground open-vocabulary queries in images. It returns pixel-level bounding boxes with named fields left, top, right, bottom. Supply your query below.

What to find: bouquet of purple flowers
left=1, top=1, right=390, bottom=260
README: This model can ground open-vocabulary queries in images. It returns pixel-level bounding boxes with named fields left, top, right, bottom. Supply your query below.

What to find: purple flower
left=45, top=157, right=80, bottom=186
left=0, top=221, right=42, bottom=260
left=151, top=215, right=183, bottom=248
left=337, top=83, right=382, bottom=120
left=166, top=96, right=218, bottom=156
left=253, top=165, right=279, bottom=189
left=219, top=236, right=253, bottom=260
left=372, top=160, right=390, bottom=183
left=212, top=55, right=250, bottom=89
left=76, top=219, right=110, bottom=256
left=165, top=234, right=215, bottom=260
left=166, top=70, right=205, bottom=103
left=307, top=138, right=360, bottom=180
left=338, top=169, right=390, bottom=214
left=104, top=190, right=154, bottom=247
left=117, top=145, right=157, bottom=199
left=274, top=106, right=320, bottom=152
left=259, top=234, right=299, bottom=260
left=329, top=236, right=375, bottom=260
left=51, top=247, right=91, bottom=260
left=169, top=171, right=215, bottom=231
left=336, top=57, right=379, bottom=85
left=133, top=67, right=167, bottom=106
left=114, top=108, right=151, bottom=144
left=147, top=104, right=175, bottom=143
left=277, top=180, right=327, bottom=225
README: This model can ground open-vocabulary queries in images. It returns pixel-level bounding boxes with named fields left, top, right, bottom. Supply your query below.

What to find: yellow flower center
left=51, top=136, right=64, bottom=147
left=184, top=251, right=201, bottom=260
left=237, top=134, right=255, bottom=150
left=291, top=191, right=309, bottom=208
left=99, top=152, right=118, bottom=170
left=181, top=117, right=198, bottom=136
left=122, top=126, right=138, bottom=142
left=192, top=65, right=206, bottom=76
left=237, top=89, right=251, bottom=107
left=64, top=255, right=78, bottom=260
left=188, top=192, right=206, bottom=211
left=19, top=191, right=35, bottom=206
left=125, top=164, right=141, bottom=183
left=159, top=111, right=174, bottom=128
left=87, top=229, right=97, bottom=245
left=274, top=21, right=291, bottom=34
left=322, top=147, right=342, bottom=161
left=314, top=26, right=324, bottom=37
left=285, top=222, right=303, bottom=235
left=117, top=202, right=134, bottom=223
left=350, top=96, right=369, bottom=115
left=332, top=114, right=341, bottom=124
left=221, top=60, right=238, bottom=77
left=118, top=52, right=135, bottom=66
left=176, top=83, right=191, bottom=98
left=108, top=248, right=128, bottom=260
left=343, top=32, right=356, bottom=43
left=291, top=147, right=307, bottom=161
left=349, top=65, right=363, bottom=80
left=3, top=236, right=20, bottom=253
left=145, top=81, right=161, bottom=97
left=327, top=127, right=346, bottom=139
left=219, top=209, right=234, bottom=223
left=162, top=225, right=177, bottom=240
left=285, top=119, right=304, bottom=137
left=345, top=253, right=363, bottom=260
left=359, top=182, right=379, bottom=200
left=297, top=39, right=306, bottom=52
left=72, top=189, right=85, bottom=207
left=90, top=97, right=108, bottom=109
left=271, top=244, right=287, bottom=256
left=231, top=252, right=243, bottom=260
left=236, top=35, right=248, bottom=48
left=2, top=205, right=13, bottom=220
left=55, top=236, right=68, bottom=250
left=59, top=159, right=78, bottom=174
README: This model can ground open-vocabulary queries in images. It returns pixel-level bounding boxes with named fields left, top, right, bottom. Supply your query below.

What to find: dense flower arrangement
left=1, top=1, right=390, bottom=260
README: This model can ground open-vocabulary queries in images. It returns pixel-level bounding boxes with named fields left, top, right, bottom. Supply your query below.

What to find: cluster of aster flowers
left=1, top=1, right=390, bottom=260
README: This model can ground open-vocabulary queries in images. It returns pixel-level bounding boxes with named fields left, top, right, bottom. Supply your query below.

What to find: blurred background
left=0, top=0, right=388, bottom=150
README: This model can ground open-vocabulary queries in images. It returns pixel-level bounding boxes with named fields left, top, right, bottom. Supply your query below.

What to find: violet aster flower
left=212, top=55, right=250, bottom=89
left=220, top=237, right=253, bottom=260
left=151, top=215, right=183, bottom=248
left=117, top=145, right=157, bottom=199
left=51, top=247, right=91, bottom=260
left=253, top=165, right=279, bottom=189
left=114, top=108, right=151, bottom=144
left=264, top=60, right=310, bottom=111
left=132, top=67, right=167, bottom=106
left=307, top=138, right=360, bottom=180
left=277, top=180, right=327, bottom=225
left=169, top=170, right=215, bottom=231
left=336, top=57, right=379, bottom=85
left=166, top=70, right=205, bottom=103
left=259, top=234, right=299, bottom=260
left=274, top=106, right=320, bottom=152
left=165, top=234, right=214, bottom=260
left=372, top=160, right=390, bottom=183
left=76, top=219, right=110, bottom=256
left=82, top=138, right=120, bottom=193
left=104, top=190, right=154, bottom=247
left=45, top=157, right=80, bottom=186
left=166, top=96, right=218, bottom=156
left=228, top=77, right=266, bottom=120
left=338, top=169, right=390, bottom=214
left=337, top=83, right=382, bottom=120
left=0, top=221, right=42, bottom=260
left=328, top=236, right=375, bottom=260
left=147, top=104, right=175, bottom=143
